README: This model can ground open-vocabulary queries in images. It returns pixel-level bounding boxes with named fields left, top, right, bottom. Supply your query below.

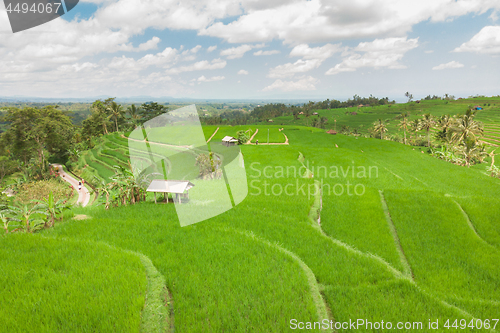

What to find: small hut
left=147, top=180, right=195, bottom=204
left=222, top=136, right=238, bottom=146
left=326, top=129, right=337, bottom=135
left=312, top=112, right=319, bottom=115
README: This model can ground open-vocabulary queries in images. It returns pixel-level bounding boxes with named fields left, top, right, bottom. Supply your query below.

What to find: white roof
left=147, top=180, right=195, bottom=193
left=222, top=136, right=238, bottom=142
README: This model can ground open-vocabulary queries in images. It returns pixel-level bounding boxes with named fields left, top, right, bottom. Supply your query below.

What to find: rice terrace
left=1, top=95, right=500, bottom=332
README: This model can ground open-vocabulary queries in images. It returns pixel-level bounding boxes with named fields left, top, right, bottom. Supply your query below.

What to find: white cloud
left=190, top=45, right=202, bottom=54
left=432, top=61, right=464, bottom=70
left=267, top=43, right=341, bottom=78
left=197, top=75, right=225, bottom=82
left=165, top=58, right=227, bottom=74
left=207, top=45, right=218, bottom=52
left=325, top=37, right=418, bottom=75
left=238, top=69, right=249, bottom=75
left=137, top=37, right=161, bottom=51
left=263, top=76, right=318, bottom=92
left=289, top=43, right=340, bottom=60
left=268, top=59, right=323, bottom=78
left=254, top=50, right=280, bottom=56
left=424, top=50, right=434, bottom=54
left=220, top=44, right=264, bottom=59
left=200, top=0, right=500, bottom=44
left=453, top=26, right=500, bottom=55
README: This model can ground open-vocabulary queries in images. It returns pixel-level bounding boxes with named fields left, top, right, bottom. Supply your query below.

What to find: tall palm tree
left=449, top=108, right=484, bottom=145
left=107, top=101, right=125, bottom=132
left=372, top=119, right=388, bottom=140
left=398, top=112, right=410, bottom=145
left=410, top=119, right=421, bottom=144
left=127, top=104, right=142, bottom=128
left=435, top=114, right=453, bottom=143
left=420, top=113, right=436, bottom=147
left=456, top=138, right=487, bottom=167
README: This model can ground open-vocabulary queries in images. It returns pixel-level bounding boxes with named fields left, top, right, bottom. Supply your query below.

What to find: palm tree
left=127, top=104, right=142, bottom=129
left=420, top=113, right=436, bottom=147
left=449, top=108, right=484, bottom=145
left=372, top=119, right=388, bottom=140
left=398, top=112, right=410, bottom=145
left=107, top=101, right=125, bottom=132
left=456, top=138, right=487, bottom=167
left=435, top=114, right=453, bottom=143
left=410, top=119, right=421, bottom=144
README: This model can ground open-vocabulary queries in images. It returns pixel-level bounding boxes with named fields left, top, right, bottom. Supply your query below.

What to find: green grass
left=321, top=187, right=404, bottom=271
left=252, top=126, right=286, bottom=143
left=457, top=197, right=500, bottom=248
left=46, top=204, right=322, bottom=332
left=5, top=121, right=500, bottom=331
left=0, top=234, right=146, bottom=332
left=384, top=191, right=500, bottom=308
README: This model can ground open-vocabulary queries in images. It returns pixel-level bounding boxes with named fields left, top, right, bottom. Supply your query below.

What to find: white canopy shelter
left=222, top=136, right=238, bottom=146
left=147, top=180, right=195, bottom=204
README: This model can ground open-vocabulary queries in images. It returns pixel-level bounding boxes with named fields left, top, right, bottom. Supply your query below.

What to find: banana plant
left=34, top=191, right=71, bottom=228
left=7, top=203, right=48, bottom=233
left=1, top=210, right=14, bottom=234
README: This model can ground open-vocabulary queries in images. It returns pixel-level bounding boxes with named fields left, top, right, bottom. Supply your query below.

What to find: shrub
left=14, top=179, right=73, bottom=205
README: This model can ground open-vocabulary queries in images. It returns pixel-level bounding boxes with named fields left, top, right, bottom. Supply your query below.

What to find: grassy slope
left=4, top=117, right=500, bottom=331
left=0, top=234, right=146, bottom=332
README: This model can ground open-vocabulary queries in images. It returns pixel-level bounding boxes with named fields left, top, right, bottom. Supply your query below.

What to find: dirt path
left=52, top=164, right=90, bottom=207
left=124, top=135, right=192, bottom=150
left=256, top=132, right=290, bottom=145
left=246, top=129, right=259, bottom=144
left=206, top=127, right=219, bottom=143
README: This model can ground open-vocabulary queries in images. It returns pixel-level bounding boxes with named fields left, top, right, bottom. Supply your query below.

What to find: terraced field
left=3, top=104, right=500, bottom=332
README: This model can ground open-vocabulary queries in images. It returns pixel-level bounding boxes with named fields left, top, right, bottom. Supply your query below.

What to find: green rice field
left=2, top=97, right=500, bottom=332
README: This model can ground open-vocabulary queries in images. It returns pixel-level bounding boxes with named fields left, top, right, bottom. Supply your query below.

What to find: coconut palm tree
left=127, top=104, right=142, bottom=129
left=435, top=114, right=453, bottom=143
left=372, top=119, right=389, bottom=140
left=410, top=119, right=421, bottom=144
left=449, top=108, right=484, bottom=145
left=107, top=101, right=125, bottom=132
left=398, top=112, right=410, bottom=145
left=420, top=113, right=436, bottom=147
left=455, top=138, right=488, bottom=167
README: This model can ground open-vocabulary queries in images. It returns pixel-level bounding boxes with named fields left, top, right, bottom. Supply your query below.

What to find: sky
left=0, top=0, right=500, bottom=101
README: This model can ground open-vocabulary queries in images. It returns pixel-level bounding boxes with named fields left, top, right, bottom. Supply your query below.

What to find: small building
left=358, top=104, right=364, bottom=107
left=268, top=119, right=274, bottom=122
left=326, top=129, right=337, bottom=135
left=222, top=136, right=238, bottom=146
left=312, top=112, right=319, bottom=115
left=299, top=111, right=304, bottom=115
left=147, top=179, right=195, bottom=204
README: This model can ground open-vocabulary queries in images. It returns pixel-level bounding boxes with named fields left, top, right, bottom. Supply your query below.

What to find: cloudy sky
left=1, top=0, right=499, bottom=100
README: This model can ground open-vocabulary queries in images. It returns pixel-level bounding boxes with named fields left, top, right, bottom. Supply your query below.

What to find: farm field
left=2, top=103, right=500, bottom=331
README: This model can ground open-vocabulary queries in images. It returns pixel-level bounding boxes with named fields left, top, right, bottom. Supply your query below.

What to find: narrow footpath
left=52, top=164, right=90, bottom=207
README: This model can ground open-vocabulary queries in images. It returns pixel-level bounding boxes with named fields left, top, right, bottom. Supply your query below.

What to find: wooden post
left=154, top=192, right=157, bottom=204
